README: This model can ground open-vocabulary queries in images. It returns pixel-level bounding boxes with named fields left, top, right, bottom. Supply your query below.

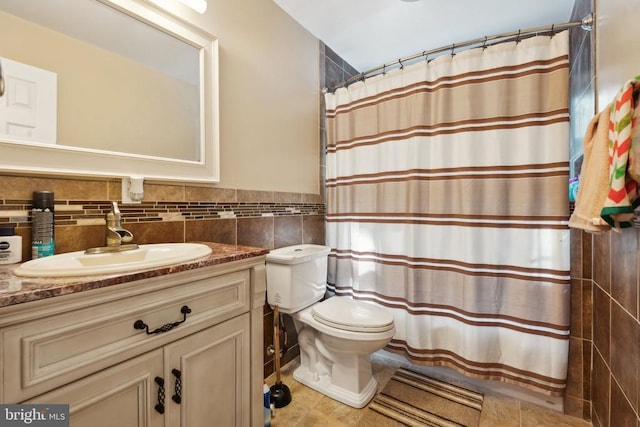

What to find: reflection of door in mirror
left=0, top=0, right=201, bottom=162
left=0, top=57, right=57, bottom=145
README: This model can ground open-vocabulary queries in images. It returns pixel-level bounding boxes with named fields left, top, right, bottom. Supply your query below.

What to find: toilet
left=266, top=244, right=395, bottom=408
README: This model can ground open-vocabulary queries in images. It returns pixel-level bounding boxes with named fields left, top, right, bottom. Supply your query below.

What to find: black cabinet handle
left=134, top=306, right=192, bottom=335
left=154, top=376, right=165, bottom=414
left=171, top=369, right=182, bottom=404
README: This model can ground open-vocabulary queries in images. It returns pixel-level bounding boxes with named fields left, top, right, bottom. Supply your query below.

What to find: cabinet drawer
left=3, top=269, right=249, bottom=402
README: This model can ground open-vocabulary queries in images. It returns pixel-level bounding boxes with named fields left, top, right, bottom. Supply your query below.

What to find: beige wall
left=167, top=0, right=321, bottom=194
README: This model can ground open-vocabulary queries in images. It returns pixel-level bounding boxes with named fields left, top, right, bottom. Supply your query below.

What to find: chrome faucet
left=106, top=201, right=134, bottom=246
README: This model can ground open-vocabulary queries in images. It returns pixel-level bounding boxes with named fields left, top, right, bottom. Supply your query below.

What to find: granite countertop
left=0, top=242, right=269, bottom=308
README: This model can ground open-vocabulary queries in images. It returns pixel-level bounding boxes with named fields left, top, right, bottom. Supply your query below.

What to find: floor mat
left=358, top=368, right=484, bottom=427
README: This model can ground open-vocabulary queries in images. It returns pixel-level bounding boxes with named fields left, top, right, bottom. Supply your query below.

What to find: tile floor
left=265, top=354, right=592, bottom=427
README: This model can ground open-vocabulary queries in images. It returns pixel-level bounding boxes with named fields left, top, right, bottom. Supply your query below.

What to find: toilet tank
left=266, top=244, right=331, bottom=313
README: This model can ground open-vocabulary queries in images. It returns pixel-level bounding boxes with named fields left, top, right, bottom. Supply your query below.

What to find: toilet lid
left=311, top=297, right=394, bottom=333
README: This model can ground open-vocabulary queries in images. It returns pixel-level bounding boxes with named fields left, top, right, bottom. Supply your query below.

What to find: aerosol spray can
left=31, top=191, right=55, bottom=259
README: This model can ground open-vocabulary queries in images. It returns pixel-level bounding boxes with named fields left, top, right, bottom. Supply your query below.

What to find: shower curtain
left=324, top=31, right=570, bottom=395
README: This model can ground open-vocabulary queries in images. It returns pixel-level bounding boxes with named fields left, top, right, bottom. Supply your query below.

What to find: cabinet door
left=164, top=314, right=250, bottom=427
left=26, top=350, right=165, bottom=427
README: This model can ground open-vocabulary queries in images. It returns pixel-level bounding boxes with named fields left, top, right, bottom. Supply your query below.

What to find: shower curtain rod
left=328, top=13, right=593, bottom=92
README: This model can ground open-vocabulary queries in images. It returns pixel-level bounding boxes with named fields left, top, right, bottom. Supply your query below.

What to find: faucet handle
left=111, top=201, right=120, bottom=215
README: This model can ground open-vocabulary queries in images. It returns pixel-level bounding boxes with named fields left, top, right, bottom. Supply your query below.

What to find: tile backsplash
left=0, top=174, right=325, bottom=260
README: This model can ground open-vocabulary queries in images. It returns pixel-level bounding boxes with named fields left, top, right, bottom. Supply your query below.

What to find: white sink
left=13, top=243, right=213, bottom=278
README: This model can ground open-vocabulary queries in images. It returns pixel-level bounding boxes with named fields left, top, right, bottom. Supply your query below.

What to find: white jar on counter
left=0, top=226, right=22, bottom=265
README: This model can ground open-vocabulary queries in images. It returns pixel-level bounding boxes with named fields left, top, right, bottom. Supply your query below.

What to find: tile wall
left=569, top=0, right=640, bottom=425
left=566, top=0, right=595, bottom=420
left=320, top=42, right=360, bottom=92
left=591, top=231, right=640, bottom=426
left=0, top=175, right=325, bottom=252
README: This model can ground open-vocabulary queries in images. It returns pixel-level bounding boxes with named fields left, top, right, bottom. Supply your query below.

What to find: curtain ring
left=550, top=24, right=555, bottom=38
left=382, top=64, right=387, bottom=75
left=515, top=30, right=522, bottom=44
left=450, top=43, right=456, bottom=56
left=398, top=58, right=404, bottom=70
left=482, top=36, right=488, bottom=50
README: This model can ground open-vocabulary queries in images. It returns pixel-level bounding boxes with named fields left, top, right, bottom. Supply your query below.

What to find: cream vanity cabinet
left=0, top=257, right=266, bottom=427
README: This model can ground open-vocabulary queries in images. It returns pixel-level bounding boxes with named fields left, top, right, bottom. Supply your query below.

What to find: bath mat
left=358, top=368, right=484, bottom=427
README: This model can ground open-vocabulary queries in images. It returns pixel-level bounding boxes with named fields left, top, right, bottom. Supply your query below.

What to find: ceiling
left=273, top=0, right=575, bottom=73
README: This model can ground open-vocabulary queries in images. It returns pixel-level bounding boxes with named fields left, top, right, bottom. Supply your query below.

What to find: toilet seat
left=311, top=297, right=394, bottom=333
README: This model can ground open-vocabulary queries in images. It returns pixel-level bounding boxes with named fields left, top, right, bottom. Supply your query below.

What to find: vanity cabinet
left=0, top=256, right=266, bottom=427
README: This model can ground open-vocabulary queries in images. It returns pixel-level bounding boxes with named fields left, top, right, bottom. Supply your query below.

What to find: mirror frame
left=0, top=0, right=220, bottom=183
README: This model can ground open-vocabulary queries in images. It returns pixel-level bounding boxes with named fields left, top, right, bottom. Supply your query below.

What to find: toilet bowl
left=266, top=244, right=395, bottom=408
left=292, top=296, right=395, bottom=408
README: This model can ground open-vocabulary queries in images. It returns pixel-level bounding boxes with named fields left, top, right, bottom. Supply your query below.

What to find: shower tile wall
left=590, top=232, right=640, bottom=427
left=566, top=0, right=595, bottom=421
left=570, top=0, right=640, bottom=425
left=320, top=42, right=360, bottom=91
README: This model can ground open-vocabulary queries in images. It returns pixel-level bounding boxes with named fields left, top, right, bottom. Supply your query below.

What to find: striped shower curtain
left=324, top=31, right=570, bottom=394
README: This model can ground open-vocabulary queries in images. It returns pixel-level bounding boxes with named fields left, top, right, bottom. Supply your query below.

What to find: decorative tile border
left=0, top=199, right=326, bottom=229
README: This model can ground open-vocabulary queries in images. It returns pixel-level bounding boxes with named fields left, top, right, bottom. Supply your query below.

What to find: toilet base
left=292, top=364, right=378, bottom=408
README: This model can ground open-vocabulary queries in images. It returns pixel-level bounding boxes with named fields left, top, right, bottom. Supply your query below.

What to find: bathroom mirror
left=0, top=0, right=219, bottom=182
